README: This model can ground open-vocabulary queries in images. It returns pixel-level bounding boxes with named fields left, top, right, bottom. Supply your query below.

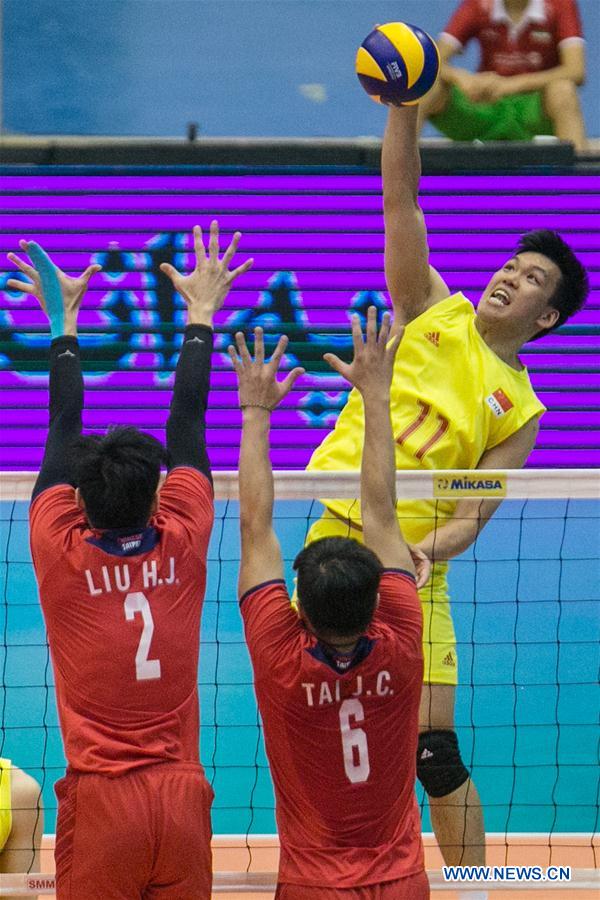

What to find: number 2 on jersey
left=124, top=591, right=161, bottom=681
left=339, top=698, right=370, bottom=783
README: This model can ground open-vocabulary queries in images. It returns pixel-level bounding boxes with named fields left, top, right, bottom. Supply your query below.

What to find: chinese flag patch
left=492, top=389, right=514, bottom=413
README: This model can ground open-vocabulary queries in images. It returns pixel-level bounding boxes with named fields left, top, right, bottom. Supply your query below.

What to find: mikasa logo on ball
left=386, top=61, right=403, bottom=81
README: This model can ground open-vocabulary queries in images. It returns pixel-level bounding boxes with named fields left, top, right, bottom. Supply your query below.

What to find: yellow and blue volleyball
left=355, top=22, right=440, bottom=105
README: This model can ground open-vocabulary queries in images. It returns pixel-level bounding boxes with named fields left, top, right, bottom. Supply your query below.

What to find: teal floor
left=1, top=498, right=598, bottom=835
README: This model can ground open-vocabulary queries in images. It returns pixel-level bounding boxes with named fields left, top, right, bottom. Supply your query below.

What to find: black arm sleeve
left=32, top=336, right=84, bottom=501
left=166, top=324, right=214, bottom=481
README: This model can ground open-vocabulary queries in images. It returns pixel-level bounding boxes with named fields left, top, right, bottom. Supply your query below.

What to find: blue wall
left=3, top=0, right=599, bottom=138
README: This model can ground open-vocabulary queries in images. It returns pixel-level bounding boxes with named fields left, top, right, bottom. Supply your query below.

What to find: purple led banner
left=1, top=172, right=598, bottom=471
left=3, top=213, right=599, bottom=232
left=2, top=232, right=599, bottom=252
left=3, top=251, right=600, bottom=273
left=8, top=268, right=600, bottom=293
left=5, top=195, right=600, bottom=212
left=1, top=446, right=598, bottom=470
left=2, top=174, right=600, bottom=191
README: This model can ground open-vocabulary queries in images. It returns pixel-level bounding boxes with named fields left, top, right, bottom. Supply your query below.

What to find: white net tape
left=2, top=468, right=599, bottom=501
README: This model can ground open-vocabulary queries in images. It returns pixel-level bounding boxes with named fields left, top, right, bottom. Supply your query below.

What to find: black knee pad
left=417, top=729, right=470, bottom=798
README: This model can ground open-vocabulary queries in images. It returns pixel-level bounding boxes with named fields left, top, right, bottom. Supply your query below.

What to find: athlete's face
left=478, top=252, right=562, bottom=339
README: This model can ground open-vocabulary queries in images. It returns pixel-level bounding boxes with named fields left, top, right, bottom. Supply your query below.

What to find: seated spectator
left=418, top=0, right=587, bottom=152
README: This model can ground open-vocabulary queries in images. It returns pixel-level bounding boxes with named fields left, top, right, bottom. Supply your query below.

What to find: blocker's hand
left=229, top=326, right=304, bottom=412
left=323, top=306, right=403, bottom=400
left=7, top=241, right=101, bottom=335
left=160, top=221, right=253, bottom=326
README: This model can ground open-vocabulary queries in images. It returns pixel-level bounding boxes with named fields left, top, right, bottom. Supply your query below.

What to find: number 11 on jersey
left=396, top=400, right=449, bottom=461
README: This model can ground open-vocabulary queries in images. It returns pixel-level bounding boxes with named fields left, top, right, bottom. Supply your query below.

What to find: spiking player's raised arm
left=382, top=106, right=450, bottom=327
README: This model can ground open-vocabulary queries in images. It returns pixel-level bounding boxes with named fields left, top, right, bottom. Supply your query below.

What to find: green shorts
left=430, top=83, right=554, bottom=142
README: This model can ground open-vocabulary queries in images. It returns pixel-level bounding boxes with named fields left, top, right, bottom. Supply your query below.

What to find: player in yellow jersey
left=0, top=760, right=44, bottom=899
left=306, top=104, right=589, bottom=872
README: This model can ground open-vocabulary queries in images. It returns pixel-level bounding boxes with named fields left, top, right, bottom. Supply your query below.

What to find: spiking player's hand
left=324, top=306, right=403, bottom=399
left=229, top=327, right=305, bottom=412
left=7, top=241, right=102, bottom=337
left=408, top=543, right=431, bottom=590
left=160, top=221, right=253, bottom=327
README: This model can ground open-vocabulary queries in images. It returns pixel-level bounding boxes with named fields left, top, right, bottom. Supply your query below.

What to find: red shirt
left=241, top=571, right=424, bottom=888
left=29, top=467, right=213, bottom=775
left=442, top=0, right=584, bottom=76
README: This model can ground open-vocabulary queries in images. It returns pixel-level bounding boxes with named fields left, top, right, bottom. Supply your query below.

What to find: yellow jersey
left=307, top=293, right=545, bottom=544
left=0, top=757, right=11, bottom=850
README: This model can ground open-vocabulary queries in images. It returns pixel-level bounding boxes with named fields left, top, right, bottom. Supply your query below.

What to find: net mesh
left=0, top=469, right=598, bottom=894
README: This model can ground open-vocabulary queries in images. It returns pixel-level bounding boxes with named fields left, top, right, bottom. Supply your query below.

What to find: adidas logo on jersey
left=424, top=331, right=440, bottom=347
left=420, top=748, right=434, bottom=760
left=442, top=651, right=456, bottom=667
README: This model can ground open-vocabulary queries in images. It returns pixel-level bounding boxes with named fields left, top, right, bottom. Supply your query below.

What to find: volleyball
left=355, top=22, right=440, bottom=106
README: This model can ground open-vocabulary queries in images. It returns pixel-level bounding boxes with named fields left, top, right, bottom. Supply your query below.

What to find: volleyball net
left=0, top=469, right=598, bottom=895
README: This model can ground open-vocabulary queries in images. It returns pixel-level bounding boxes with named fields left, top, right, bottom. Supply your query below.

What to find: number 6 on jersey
left=339, top=698, right=370, bottom=784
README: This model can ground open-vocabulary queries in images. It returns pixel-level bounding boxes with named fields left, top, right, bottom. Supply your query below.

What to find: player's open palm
left=160, top=220, right=253, bottom=316
left=7, top=240, right=101, bottom=321
left=229, top=326, right=304, bottom=411
left=324, top=306, right=402, bottom=398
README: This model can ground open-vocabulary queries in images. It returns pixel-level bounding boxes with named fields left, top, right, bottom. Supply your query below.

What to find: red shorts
left=275, top=871, right=430, bottom=900
left=54, top=763, right=214, bottom=899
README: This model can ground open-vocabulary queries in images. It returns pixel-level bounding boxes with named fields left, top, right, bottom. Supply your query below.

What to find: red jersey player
left=228, top=309, right=431, bottom=899
left=418, top=0, right=587, bottom=151
left=7, top=222, right=252, bottom=900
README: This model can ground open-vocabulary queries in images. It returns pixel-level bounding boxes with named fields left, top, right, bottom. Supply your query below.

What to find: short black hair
left=72, top=426, right=167, bottom=529
left=293, top=537, right=383, bottom=638
left=515, top=229, right=589, bottom=340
